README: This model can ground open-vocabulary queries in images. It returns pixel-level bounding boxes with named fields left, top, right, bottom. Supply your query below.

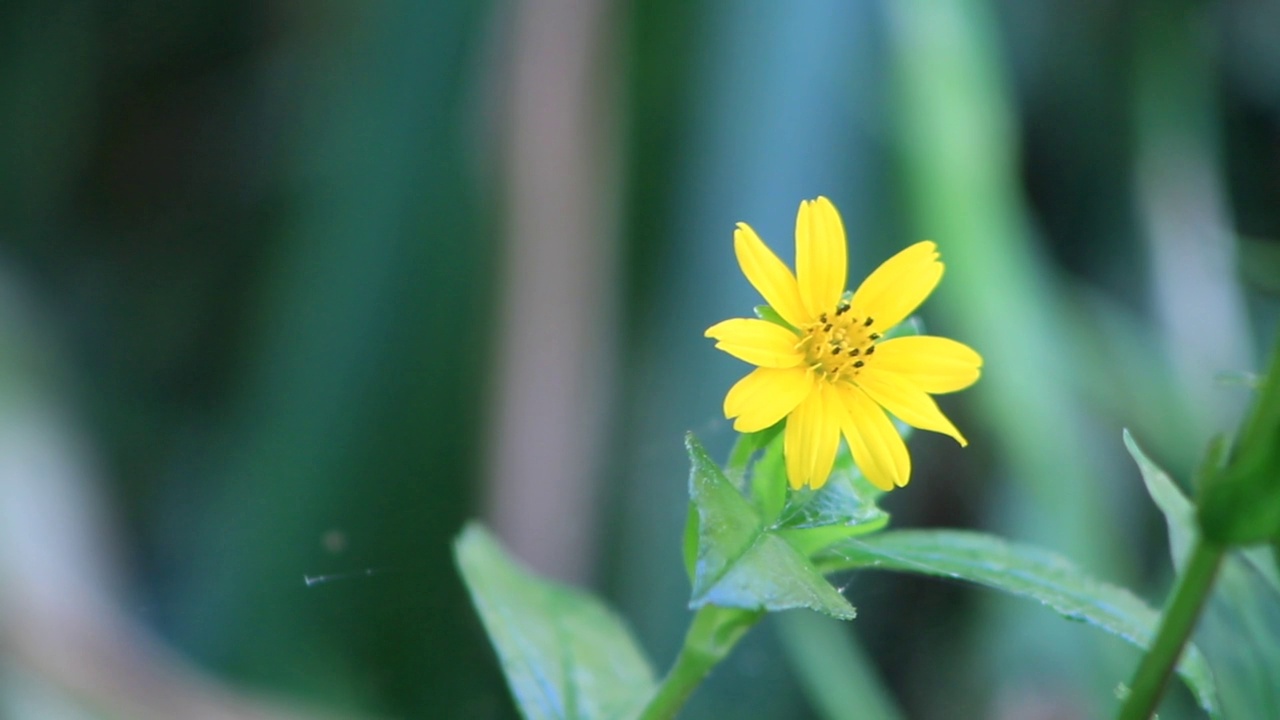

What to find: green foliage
left=1127, top=431, right=1280, bottom=718
left=1200, top=347, right=1280, bottom=545
left=454, top=524, right=655, bottom=720
left=724, top=423, right=783, bottom=491
left=1125, top=430, right=1196, bottom=570
left=1237, top=236, right=1280, bottom=295
left=685, top=434, right=855, bottom=619
left=812, top=529, right=1221, bottom=718
left=782, top=447, right=889, bottom=531
left=459, top=421, right=1280, bottom=719
left=753, top=304, right=796, bottom=332
left=745, top=429, right=788, bottom=524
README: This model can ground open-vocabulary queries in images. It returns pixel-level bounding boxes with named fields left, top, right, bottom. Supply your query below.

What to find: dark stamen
left=864, top=317, right=875, bottom=327
left=869, top=332, right=881, bottom=340
left=850, top=348, right=860, bottom=356
left=832, top=347, right=841, bottom=355
left=823, top=323, right=833, bottom=332
left=853, top=360, right=865, bottom=368
left=865, top=346, right=876, bottom=355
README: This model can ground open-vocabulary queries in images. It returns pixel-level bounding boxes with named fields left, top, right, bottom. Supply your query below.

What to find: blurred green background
left=1, top=1, right=1277, bottom=718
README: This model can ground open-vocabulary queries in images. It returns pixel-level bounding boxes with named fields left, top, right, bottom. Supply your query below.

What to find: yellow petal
left=795, top=197, right=847, bottom=319
left=734, top=222, right=810, bottom=328
left=723, top=366, right=812, bottom=433
left=855, top=368, right=967, bottom=446
left=837, top=384, right=911, bottom=490
left=706, top=318, right=803, bottom=368
left=783, top=383, right=842, bottom=489
left=869, top=336, right=983, bottom=393
left=850, top=241, right=942, bottom=330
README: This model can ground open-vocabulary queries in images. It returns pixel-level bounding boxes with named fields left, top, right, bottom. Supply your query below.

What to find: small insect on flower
left=706, top=197, right=982, bottom=491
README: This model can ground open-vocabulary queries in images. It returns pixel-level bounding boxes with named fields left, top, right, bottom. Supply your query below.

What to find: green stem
left=635, top=638, right=715, bottom=719
left=636, top=606, right=761, bottom=720
left=1117, top=538, right=1224, bottom=720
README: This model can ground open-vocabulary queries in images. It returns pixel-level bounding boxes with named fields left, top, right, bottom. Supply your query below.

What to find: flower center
left=799, top=299, right=880, bottom=383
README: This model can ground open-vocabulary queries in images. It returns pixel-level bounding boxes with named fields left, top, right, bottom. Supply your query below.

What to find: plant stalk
left=1117, top=537, right=1223, bottom=720
left=636, top=606, right=760, bottom=720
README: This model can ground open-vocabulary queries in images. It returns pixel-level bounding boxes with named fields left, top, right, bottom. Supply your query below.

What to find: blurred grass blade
left=686, top=434, right=855, bottom=619
left=887, top=3, right=1121, bottom=704
left=1237, top=237, right=1280, bottom=295
left=814, top=530, right=1221, bottom=718
left=454, top=523, right=655, bottom=720
left=775, top=612, right=904, bottom=720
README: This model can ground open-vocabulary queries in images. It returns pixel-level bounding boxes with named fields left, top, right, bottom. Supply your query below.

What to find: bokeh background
left=1, top=2, right=1278, bottom=719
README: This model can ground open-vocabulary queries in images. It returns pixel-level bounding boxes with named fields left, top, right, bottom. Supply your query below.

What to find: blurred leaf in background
left=1, top=0, right=1278, bottom=718
left=1, top=1, right=506, bottom=717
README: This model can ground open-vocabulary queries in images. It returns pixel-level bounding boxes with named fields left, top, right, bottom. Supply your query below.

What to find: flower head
left=706, top=197, right=982, bottom=491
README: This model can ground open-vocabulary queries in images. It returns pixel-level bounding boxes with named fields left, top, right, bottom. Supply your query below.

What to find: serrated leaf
left=774, top=450, right=890, bottom=533
left=454, top=523, right=655, bottom=720
left=754, top=439, right=894, bottom=565
left=1126, top=431, right=1280, bottom=718
left=686, top=434, right=855, bottom=619
left=813, top=530, right=1221, bottom=718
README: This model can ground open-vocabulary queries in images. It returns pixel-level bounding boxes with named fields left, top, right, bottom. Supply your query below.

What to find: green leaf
left=1237, top=235, right=1280, bottom=295
left=1126, top=429, right=1280, bottom=591
left=813, top=530, right=1221, bottom=718
left=1127, top=430, right=1280, bottom=718
left=686, top=434, right=856, bottom=619
left=1274, top=536, right=1280, bottom=591
left=682, top=503, right=698, bottom=584
left=1200, top=344, right=1280, bottom=544
left=724, top=421, right=786, bottom=527
left=755, top=434, right=894, bottom=558
left=454, top=523, right=655, bottom=720
left=1195, top=546, right=1280, bottom=719
left=747, top=430, right=788, bottom=525
left=774, top=450, right=890, bottom=534
left=753, top=304, right=796, bottom=332
left=1125, top=429, right=1195, bottom=570
left=726, top=423, right=782, bottom=481
left=773, top=467, right=891, bottom=558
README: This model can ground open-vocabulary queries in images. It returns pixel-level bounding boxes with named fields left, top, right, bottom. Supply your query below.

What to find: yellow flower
left=706, top=197, right=982, bottom=491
